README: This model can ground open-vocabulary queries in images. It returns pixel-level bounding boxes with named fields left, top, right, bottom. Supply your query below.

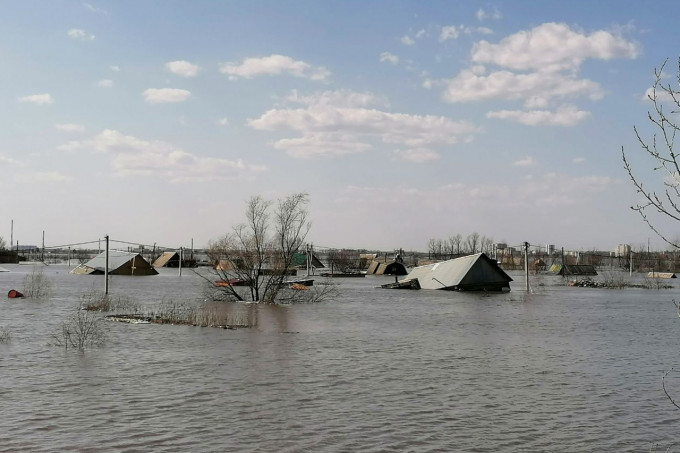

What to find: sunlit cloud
left=220, top=54, right=330, bottom=81
left=18, top=93, right=54, bottom=105
left=249, top=89, right=480, bottom=158
left=67, top=28, right=95, bottom=41
left=142, top=88, right=192, bottom=104
left=165, top=60, right=200, bottom=77
left=487, top=105, right=591, bottom=126
left=379, top=52, right=399, bottom=64
left=57, top=129, right=266, bottom=182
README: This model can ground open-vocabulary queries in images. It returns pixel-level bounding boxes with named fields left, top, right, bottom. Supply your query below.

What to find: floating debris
left=105, top=314, right=151, bottom=324
left=8, top=289, right=24, bottom=299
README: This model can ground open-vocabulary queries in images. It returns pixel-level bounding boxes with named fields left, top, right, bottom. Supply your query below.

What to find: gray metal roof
left=82, top=250, right=146, bottom=272
left=404, top=253, right=512, bottom=290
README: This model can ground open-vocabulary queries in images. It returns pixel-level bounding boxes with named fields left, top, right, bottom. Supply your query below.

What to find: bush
left=50, top=309, right=106, bottom=350
left=22, top=266, right=51, bottom=299
left=0, top=328, right=11, bottom=344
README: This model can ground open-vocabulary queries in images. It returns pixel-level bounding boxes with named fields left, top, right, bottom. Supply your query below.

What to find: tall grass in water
left=0, top=328, right=11, bottom=344
left=80, top=287, right=142, bottom=313
left=149, top=301, right=257, bottom=328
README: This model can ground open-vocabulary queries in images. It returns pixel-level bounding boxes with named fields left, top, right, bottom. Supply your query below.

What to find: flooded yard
left=1, top=264, right=680, bottom=451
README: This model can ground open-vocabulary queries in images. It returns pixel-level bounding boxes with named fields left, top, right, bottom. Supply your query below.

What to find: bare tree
left=0, top=236, right=6, bottom=250
left=480, top=235, right=494, bottom=254
left=623, top=57, right=680, bottom=248
left=450, top=234, right=463, bottom=257
left=466, top=232, right=480, bottom=254
left=206, top=193, right=314, bottom=303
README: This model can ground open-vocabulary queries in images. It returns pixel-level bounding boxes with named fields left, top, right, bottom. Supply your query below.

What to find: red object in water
left=8, top=289, right=24, bottom=298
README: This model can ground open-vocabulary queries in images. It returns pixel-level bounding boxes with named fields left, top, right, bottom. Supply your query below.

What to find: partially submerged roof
left=549, top=264, right=598, bottom=276
left=291, top=252, right=325, bottom=269
left=400, top=253, right=512, bottom=291
left=153, top=251, right=179, bottom=268
left=367, top=260, right=408, bottom=276
left=71, top=250, right=158, bottom=276
left=647, top=272, right=677, bottom=279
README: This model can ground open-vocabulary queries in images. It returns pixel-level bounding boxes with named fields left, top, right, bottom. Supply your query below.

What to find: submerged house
left=153, top=251, right=180, bottom=268
left=71, top=250, right=158, bottom=276
left=291, top=252, right=325, bottom=271
left=549, top=264, right=597, bottom=276
left=366, top=260, right=408, bottom=276
left=391, top=253, right=512, bottom=291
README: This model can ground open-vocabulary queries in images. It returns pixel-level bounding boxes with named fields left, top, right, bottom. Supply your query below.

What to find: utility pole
left=42, top=230, right=45, bottom=262
left=524, top=242, right=530, bottom=292
left=630, top=250, right=633, bottom=277
left=105, top=235, right=109, bottom=294
left=10, top=220, right=13, bottom=252
left=179, top=247, right=183, bottom=276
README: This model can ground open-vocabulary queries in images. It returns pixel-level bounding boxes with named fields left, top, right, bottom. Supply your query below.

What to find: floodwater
left=1, top=264, right=680, bottom=452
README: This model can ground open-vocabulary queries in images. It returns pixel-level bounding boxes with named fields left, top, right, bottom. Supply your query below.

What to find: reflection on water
left=1, top=264, right=680, bottom=452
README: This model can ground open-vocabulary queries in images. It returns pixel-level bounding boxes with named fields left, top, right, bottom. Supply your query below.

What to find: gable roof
left=153, top=251, right=179, bottom=268
left=403, top=253, right=512, bottom=291
left=71, top=250, right=158, bottom=275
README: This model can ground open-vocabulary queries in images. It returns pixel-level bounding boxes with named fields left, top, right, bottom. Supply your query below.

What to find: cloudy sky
left=2, top=0, right=680, bottom=252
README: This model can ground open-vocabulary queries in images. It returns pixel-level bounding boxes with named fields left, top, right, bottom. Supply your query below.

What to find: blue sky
left=2, top=0, right=680, bottom=252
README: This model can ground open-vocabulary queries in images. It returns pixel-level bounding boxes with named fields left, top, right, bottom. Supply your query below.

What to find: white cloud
left=0, top=154, right=21, bottom=166
left=642, top=86, right=676, bottom=103
left=273, top=133, right=371, bottom=158
left=476, top=8, right=502, bottom=21
left=513, top=156, right=537, bottom=166
left=165, top=60, right=200, bottom=77
left=573, top=157, right=586, bottom=164
left=67, top=28, right=95, bottom=41
left=83, top=3, right=107, bottom=14
left=55, top=123, right=85, bottom=133
left=477, top=27, right=493, bottom=35
left=379, top=52, right=399, bottom=64
left=286, top=89, right=384, bottom=108
left=57, top=129, right=266, bottom=182
left=216, top=117, right=229, bottom=126
left=472, top=22, right=639, bottom=72
left=97, top=79, right=113, bottom=88
left=248, top=89, right=480, bottom=158
left=18, top=93, right=54, bottom=105
left=393, top=148, right=440, bottom=163
left=400, top=35, right=415, bottom=46
left=442, top=68, right=604, bottom=105
left=142, top=88, right=192, bottom=104
left=440, top=26, right=460, bottom=41
left=487, top=105, right=591, bottom=126
left=219, top=54, right=330, bottom=81
left=110, top=65, right=120, bottom=72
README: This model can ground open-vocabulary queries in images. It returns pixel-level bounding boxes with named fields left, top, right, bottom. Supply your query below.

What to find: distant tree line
left=427, top=232, right=494, bottom=260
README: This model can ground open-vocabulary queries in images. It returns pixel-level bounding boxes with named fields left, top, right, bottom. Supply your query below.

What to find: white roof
left=403, top=253, right=511, bottom=290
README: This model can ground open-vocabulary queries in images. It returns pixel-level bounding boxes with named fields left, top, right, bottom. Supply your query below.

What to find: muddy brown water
left=1, top=264, right=680, bottom=452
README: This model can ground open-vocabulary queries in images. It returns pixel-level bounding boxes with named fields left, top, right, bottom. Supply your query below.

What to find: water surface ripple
left=1, top=266, right=679, bottom=451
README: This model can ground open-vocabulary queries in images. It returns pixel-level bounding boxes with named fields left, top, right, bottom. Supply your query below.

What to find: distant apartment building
left=615, top=244, right=631, bottom=257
